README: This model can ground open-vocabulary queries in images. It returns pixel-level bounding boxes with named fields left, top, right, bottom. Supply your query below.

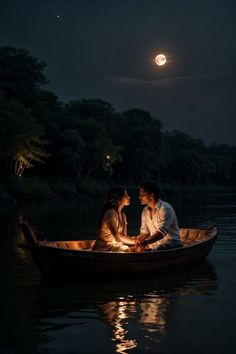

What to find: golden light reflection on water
left=100, top=294, right=168, bottom=353
left=139, top=297, right=168, bottom=331
left=100, top=300, right=137, bottom=353
left=98, top=268, right=217, bottom=354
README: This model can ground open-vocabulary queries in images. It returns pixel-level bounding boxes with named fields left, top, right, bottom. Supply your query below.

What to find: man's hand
left=136, top=234, right=147, bottom=245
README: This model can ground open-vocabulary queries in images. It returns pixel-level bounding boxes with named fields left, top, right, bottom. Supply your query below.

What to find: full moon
left=155, top=54, right=166, bottom=66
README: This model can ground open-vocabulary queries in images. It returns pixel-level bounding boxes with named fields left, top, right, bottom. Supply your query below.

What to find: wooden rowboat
left=18, top=221, right=217, bottom=278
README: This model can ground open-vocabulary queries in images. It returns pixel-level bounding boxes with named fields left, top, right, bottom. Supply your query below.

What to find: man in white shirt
left=137, top=181, right=183, bottom=251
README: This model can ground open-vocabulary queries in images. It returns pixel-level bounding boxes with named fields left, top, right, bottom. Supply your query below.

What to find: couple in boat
left=92, top=180, right=183, bottom=252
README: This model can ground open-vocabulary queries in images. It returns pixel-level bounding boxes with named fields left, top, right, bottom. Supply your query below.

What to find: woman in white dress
left=92, top=186, right=136, bottom=252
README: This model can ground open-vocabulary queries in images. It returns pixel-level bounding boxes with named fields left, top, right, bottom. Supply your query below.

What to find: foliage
left=0, top=98, right=49, bottom=176
left=5, top=176, right=53, bottom=200
left=115, top=109, right=164, bottom=182
left=63, top=100, right=123, bottom=182
left=0, top=46, right=47, bottom=106
left=0, top=45, right=235, bottom=199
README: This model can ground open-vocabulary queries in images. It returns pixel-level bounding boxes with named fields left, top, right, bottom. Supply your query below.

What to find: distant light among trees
left=0, top=46, right=235, bottom=187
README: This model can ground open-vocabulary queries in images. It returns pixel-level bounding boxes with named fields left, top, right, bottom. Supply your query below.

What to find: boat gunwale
left=21, top=226, right=217, bottom=256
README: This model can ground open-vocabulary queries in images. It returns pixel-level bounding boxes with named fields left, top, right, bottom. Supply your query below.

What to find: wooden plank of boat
left=18, top=221, right=217, bottom=278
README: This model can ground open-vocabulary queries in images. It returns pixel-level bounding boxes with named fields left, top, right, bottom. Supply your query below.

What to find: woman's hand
left=128, top=236, right=146, bottom=252
left=129, top=244, right=145, bottom=252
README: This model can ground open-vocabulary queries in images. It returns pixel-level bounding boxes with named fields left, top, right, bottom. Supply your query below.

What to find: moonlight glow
left=155, top=54, right=166, bottom=66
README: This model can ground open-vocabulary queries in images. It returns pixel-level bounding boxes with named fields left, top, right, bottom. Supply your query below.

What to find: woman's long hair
left=98, top=186, right=127, bottom=228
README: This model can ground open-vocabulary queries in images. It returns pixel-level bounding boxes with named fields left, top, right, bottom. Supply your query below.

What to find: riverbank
left=0, top=176, right=235, bottom=203
left=0, top=176, right=109, bottom=203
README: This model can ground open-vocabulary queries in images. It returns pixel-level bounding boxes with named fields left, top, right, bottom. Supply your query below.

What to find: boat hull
left=22, top=227, right=217, bottom=278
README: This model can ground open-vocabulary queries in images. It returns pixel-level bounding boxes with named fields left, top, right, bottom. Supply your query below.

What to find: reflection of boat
left=34, top=262, right=217, bottom=353
left=18, top=221, right=217, bottom=278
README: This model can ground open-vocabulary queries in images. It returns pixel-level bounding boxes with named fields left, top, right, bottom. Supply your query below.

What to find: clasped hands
left=129, top=234, right=147, bottom=252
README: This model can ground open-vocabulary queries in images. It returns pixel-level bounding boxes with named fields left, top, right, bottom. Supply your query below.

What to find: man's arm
left=140, top=229, right=166, bottom=247
left=139, top=209, right=150, bottom=237
left=141, top=205, right=173, bottom=247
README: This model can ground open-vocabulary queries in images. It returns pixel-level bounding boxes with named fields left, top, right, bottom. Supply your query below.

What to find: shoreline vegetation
left=0, top=176, right=235, bottom=203
left=1, top=46, right=236, bottom=203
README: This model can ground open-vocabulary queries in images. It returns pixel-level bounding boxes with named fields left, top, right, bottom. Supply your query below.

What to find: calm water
left=0, top=193, right=236, bottom=354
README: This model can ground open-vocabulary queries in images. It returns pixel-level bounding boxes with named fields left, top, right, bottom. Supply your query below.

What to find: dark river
left=0, top=193, right=235, bottom=354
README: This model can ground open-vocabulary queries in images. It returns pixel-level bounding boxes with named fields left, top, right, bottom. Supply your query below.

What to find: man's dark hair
left=139, top=180, right=160, bottom=200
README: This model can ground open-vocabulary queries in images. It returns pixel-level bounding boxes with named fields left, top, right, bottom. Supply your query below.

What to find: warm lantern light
left=106, top=155, right=110, bottom=160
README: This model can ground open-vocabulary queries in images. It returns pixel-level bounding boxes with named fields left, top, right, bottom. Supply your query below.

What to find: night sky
left=0, top=0, right=235, bottom=145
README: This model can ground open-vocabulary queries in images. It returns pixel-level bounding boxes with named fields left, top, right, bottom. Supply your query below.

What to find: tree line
left=0, top=46, right=235, bottom=190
